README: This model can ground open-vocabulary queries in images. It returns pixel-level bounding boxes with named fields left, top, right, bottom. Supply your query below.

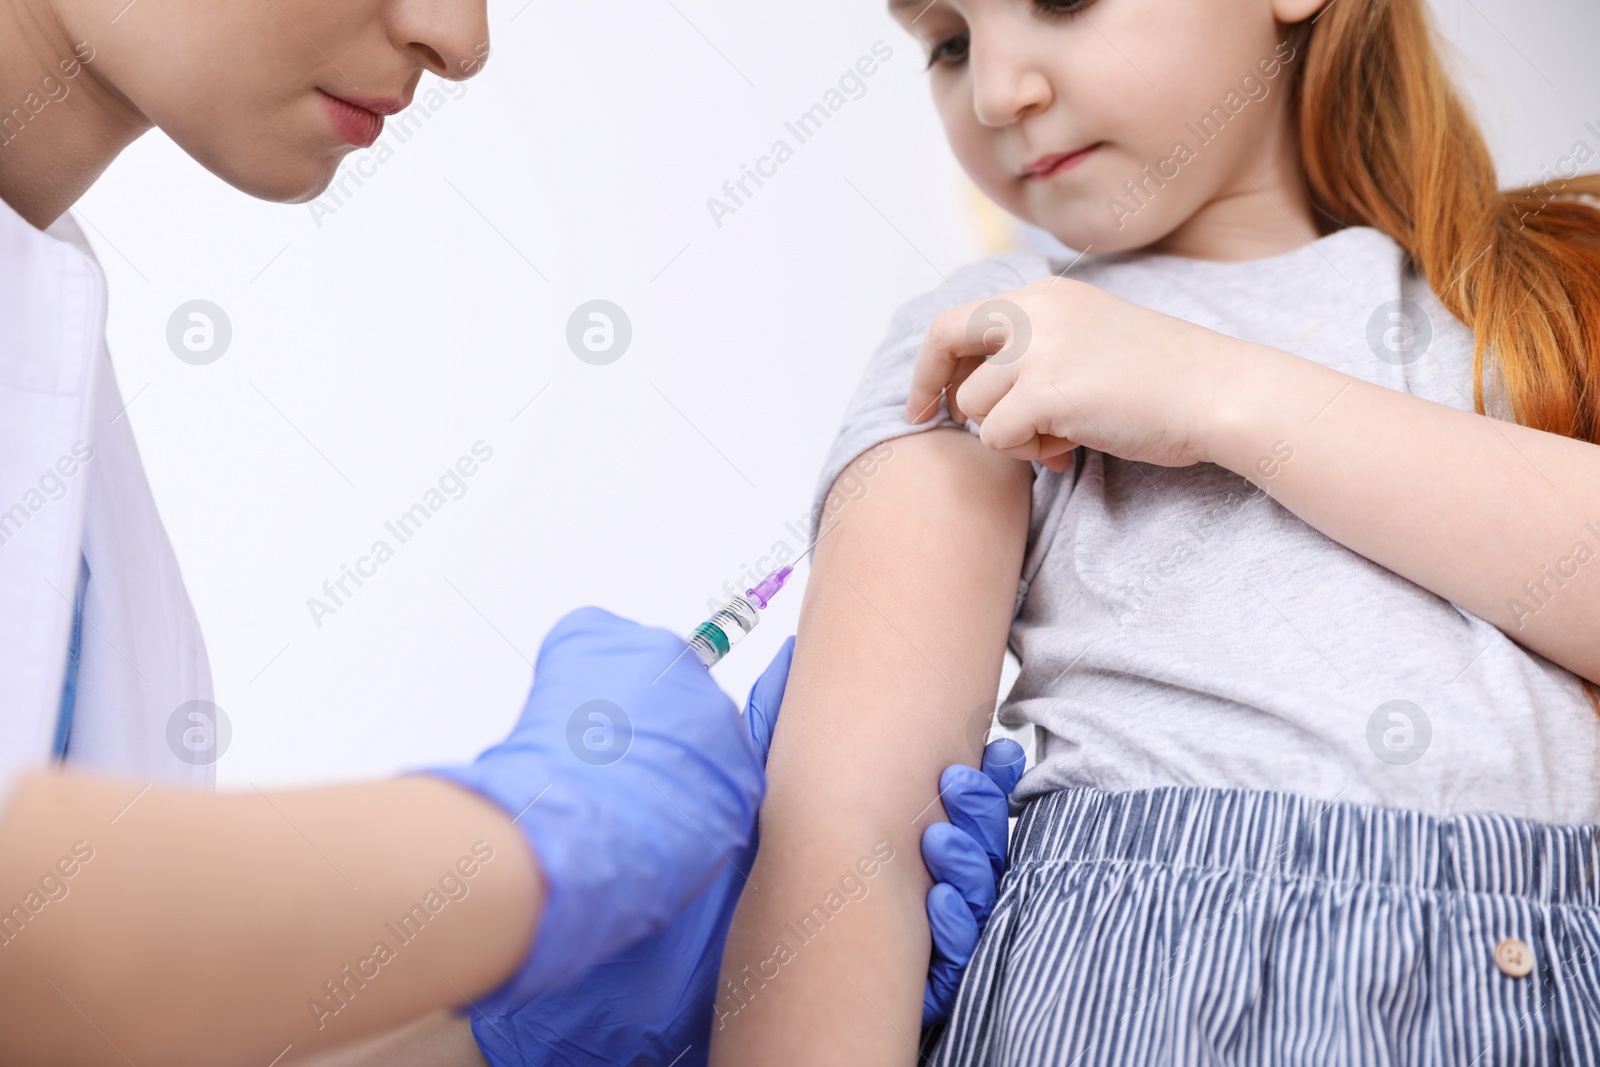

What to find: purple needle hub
left=746, top=566, right=794, bottom=609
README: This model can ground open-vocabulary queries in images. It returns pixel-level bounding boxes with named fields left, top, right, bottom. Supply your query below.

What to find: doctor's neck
left=0, top=2, right=152, bottom=230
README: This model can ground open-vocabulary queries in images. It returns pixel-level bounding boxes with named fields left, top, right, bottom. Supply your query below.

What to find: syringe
left=687, top=526, right=834, bottom=668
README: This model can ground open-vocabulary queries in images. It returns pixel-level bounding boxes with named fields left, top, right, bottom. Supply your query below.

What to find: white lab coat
left=0, top=194, right=212, bottom=804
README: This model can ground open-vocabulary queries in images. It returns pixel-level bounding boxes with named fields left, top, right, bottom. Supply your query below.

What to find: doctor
left=0, top=0, right=1022, bottom=1065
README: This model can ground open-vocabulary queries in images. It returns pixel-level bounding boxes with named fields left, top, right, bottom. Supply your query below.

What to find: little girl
left=710, top=0, right=1600, bottom=1064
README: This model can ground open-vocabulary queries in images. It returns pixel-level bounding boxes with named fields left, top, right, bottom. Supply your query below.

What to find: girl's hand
left=905, top=278, right=1246, bottom=473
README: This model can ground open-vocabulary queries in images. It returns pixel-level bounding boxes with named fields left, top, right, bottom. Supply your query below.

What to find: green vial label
left=693, top=621, right=731, bottom=658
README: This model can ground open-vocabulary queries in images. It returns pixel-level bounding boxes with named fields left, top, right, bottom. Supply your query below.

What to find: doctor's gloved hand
left=468, top=634, right=794, bottom=1067
left=921, top=737, right=1025, bottom=1026
left=424, top=606, right=765, bottom=1014
left=468, top=637, right=1029, bottom=1066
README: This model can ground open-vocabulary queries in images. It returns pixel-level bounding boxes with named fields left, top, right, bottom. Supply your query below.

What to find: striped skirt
left=928, top=786, right=1600, bottom=1066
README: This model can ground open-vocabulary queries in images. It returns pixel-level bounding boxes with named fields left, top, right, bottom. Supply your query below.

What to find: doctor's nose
left=387, top=0, right=492, bottom=81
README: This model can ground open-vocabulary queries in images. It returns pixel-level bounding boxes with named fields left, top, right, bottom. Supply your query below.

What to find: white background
left=69, top=0, right=1600, bottom=788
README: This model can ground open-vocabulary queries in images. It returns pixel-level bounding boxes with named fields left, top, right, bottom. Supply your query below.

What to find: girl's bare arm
left=912, top=282, right=1600, bottom=688
left=1208, top=342, right=1600, bottom=685
left=293, top=1011, right=486, bottom=1067
left=709, top=427, right=1032, bottom=1066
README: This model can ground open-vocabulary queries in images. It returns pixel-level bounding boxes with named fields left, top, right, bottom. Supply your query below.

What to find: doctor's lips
left=1022, top=143, right=1102, bottom=180
left=317, top=90, right=407, bottom=148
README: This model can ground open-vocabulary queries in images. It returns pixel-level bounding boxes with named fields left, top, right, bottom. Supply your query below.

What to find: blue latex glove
left=921, top=738, right=1025, bottom=1025
left=469, top=636, right=1028, bottom=1065
left=425, top=607, right=765, bottom=1012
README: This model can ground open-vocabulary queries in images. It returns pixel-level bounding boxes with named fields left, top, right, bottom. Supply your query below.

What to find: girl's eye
left=1034, top=0, right=1094, bottom=13
left=926, top=31, right=970, bottom=69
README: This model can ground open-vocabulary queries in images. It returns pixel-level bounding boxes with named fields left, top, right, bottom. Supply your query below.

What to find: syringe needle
left=689, top=523, right=843, bottom=668
left=792, top=522, right=839, bottom=566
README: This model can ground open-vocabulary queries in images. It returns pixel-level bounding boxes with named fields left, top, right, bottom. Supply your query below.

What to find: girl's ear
left=1272, top=0, right=1329, bottom=22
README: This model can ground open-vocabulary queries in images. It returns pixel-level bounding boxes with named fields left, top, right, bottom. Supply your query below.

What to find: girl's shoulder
left=938, top=248, right=1060, bottom=304
left=1072, top=225, right=1402, bottom=283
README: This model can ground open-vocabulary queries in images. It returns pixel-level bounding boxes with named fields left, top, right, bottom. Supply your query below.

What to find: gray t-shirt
left=814, top=226, right=1600, bottom=826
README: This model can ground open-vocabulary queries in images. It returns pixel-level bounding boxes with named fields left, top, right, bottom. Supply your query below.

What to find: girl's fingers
left=974, top=387, right=1046, bottom=453
left=1037, top=435, right=1079, bottom=460
left=979, top=386, right=1081, bottom=463
left=952, top=359, right=1019, bottom=430
left=946, top=358, right=985, bottom=427
left=906, top=299, right=1016, bottom=423
left=997, top=434, right=1079, bottom=466
left=1035, top=435, right=1079, bottom=472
